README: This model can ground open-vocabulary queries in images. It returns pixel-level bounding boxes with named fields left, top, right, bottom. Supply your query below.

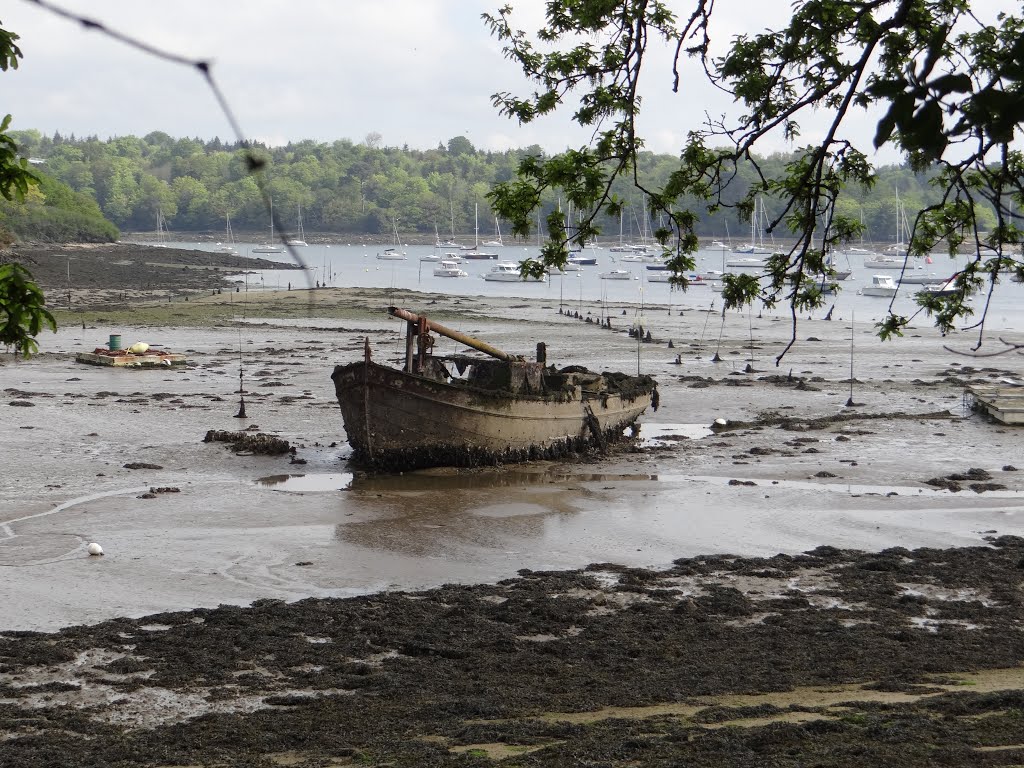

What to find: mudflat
left=1, top=243, right=1023, bottom=766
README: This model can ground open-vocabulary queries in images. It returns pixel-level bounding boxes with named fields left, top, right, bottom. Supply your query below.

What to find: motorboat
left=483, top=261, right=545, bottom=282
left=862, top=253, right=907, bottom=269
left=725, top=256, right=766, bottom=268
left=377, top=247, right=407, bottom=261
left=916, top=274, right=959, bottom=298
left=861, top=274, right=899, bottom=296
left=600, top=269, right=633, bottom=280
left=434, top=260, right=468, bottom=278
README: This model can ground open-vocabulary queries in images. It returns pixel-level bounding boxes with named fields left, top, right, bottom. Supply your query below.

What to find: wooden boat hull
left=331, top=360, right=654, bottom=471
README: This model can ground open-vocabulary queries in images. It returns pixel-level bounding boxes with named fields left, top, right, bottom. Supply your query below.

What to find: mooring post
left=405, top=320, right=415, bottom=373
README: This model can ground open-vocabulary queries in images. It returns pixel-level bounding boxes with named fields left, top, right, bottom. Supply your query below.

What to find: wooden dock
left=75, top=351, right=187, bottom=367
left=968, top=385, right=1024, bottom=425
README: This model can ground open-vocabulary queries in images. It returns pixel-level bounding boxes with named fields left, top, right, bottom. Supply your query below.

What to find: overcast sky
left=0, top=1, right=1004, bottom=160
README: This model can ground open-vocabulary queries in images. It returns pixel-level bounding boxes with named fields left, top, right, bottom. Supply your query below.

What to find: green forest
left=3, top=130, right=997, bottom=245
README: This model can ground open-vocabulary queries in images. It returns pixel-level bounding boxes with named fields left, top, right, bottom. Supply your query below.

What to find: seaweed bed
left=5, top=538, right=1024, bottom=766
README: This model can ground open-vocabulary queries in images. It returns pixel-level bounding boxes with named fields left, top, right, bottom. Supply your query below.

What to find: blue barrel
left=108, top=334, right=122, bottom=351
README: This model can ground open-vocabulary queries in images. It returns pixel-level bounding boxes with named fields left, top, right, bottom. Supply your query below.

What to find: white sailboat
left=481, top=215, right=504, bottom=247
left=377, top=217, right=408, bottom=260
left=214, top=212, right=238, bottom=254
left=437, top=200, right=460, bottom=248
left=461, top=203, right=499, bottom=259
left=285, top=204, right=308, bottom=247
left=154, top=207, right=169, bottom=247
left=733, top=197, right=777, bottom=256
left=253, top=199, right=284, bottom=253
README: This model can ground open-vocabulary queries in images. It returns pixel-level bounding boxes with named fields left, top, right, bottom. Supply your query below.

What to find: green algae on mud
left=5, top=538, right=1024, bottom=766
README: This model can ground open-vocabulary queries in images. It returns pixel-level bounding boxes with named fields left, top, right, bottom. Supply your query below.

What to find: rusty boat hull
left=331, top=359, right=655, bottom=471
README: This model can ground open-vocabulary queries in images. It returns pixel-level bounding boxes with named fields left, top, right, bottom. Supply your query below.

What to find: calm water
left=160, top=240, right=1024, bottom=331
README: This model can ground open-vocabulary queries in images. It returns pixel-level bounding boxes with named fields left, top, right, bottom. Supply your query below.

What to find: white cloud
left=5, top=0, right=1007, bottom=162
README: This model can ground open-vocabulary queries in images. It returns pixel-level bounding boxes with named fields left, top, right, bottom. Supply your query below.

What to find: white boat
left=434, top=260, right=468, bottom=278
left=646, top=271, right=673, bottom=282
left=733, top=197, right=778, bottom=254
left=862, top=254, right=907, bottom=269
left=481, top=215, right=504, bottom=247
left=916, top=274, right=959, bottom=298
left=285, top=204, right=307, bottom=247
left=154, top=208, right=169, bottom=247
left=568, top=253, right=598, bottom=266
left=420, top=252, right=443, bottom=262
left=214, top=213, right=238, bottom=254
left=725, top=256, right=766, bottom=268
left=483, top=261, right=545, bottom=282
left=898, top=272, right=948, bottom=285
left=377, top=217, right=407, bottom=259
left=600, top=269, right=633, bottom=280
left=862, top=274, right=899, bottom=296
left=253, top=202, right=284, bottom=253
left=462, top=203, right=499, bottom=259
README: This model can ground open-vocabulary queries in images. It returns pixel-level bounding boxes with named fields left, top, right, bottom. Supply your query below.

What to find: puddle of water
left=257, top=469, right=1021, bottom=500
left=256, top=473, right=354, bottom=492
left=656, top=474, right=1024, bottom=498
left=638, top=423, right=714, bottom=446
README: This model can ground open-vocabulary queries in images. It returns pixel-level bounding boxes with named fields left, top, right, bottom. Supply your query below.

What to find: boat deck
left=967, top=385, right=1024, bottom=425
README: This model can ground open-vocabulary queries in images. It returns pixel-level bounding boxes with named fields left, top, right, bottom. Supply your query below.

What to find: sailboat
left=732, top=197, right=777, bottom=255
left=461, top=203, right=499, bottom=259
left=285, top=204, right=308, bottom=247
left=154, top=207, right=169, bottom=247
left=863, top=189, right=911, bottom=269
left=377, top=217, right=408, bottom=260
left=253, top=199, right=284, bottom=253
left=214, top=213, right=239, bottom=254
left=481, top=215, right=504, bottom=247
left=437, top=200, right=460, bottom=248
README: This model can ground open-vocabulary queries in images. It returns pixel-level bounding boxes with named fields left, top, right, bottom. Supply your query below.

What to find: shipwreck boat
left=331, top=307, right=658, bottom=471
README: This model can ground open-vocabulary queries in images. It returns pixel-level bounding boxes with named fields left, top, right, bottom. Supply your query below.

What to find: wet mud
left=5, top=538, right=1024, bottom=766
left=4, top=242, right=297, bottom=308
left=3, top=244, right=1024, bottom=765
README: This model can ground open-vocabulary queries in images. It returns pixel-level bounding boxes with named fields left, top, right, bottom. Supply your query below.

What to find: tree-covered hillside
left=9, top=129, right=993, bottom=245
left=0, top=165, right=118, bottom=244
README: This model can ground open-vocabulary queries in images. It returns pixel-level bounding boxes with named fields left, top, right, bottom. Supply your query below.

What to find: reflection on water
left=257, top=469, right=658, bottom=494
left=351, top=468, right=657, bottom=492
left=256, top=473, right=354, bottom=491
left=639, top=423, right=714, bottom=445
left=658, top=474, right=1024, bottom=498
left=254, top=466, right=1019, bottom=501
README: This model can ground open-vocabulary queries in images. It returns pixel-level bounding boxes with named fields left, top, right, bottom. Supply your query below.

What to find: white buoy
left=87, top=542, right=104, bottom=556
left=713, top=418, right=728, bottom=427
